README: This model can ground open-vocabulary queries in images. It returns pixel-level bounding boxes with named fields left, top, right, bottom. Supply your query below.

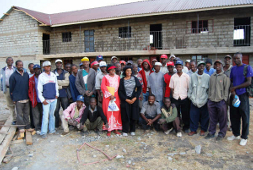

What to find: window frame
left=191, top=20, right=208, bottom=33
left=119, top=26, right=131, bottom=38
left=84, top=30, right=95, bottom=52
left=62, top=32, right=72, bottom=42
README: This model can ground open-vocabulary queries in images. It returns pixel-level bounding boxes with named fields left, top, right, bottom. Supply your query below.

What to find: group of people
left=0, top=52, right=251, bottom=146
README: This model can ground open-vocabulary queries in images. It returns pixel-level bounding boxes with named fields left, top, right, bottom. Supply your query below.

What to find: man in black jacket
left=80, top=98, right=108, bottom=135
left=9, top=60, right=31, bottom=138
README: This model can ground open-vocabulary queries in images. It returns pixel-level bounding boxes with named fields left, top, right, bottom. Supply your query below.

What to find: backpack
left=243, top=65, right=253, bottom=97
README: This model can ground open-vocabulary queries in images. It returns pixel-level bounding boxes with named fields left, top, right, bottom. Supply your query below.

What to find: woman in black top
left=119, top=66, right=142, bottom=136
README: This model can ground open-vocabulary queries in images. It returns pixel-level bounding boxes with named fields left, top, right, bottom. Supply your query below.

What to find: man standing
left=185, top=60, right=191, bottom=70
left=80, top=98, right=108, bottom=135
left=148, top=62, right=164, bottom=107
left=140, top=95, right=161, bottom=132
left=139, top=60, right=153, bottom=103
left=160, top=54, right=168, bottom=74
left=187, top=61, right=198, bottom=77
left=164, top=61, right=175, bottom=99
left=29, top=64, right=43, bottom=134
left=95, top=61, right=107, bottom=107
left=76, top=57, right=96, bottom=106
left=28, top=63, right=35, bottom=78
left=169, top=60, right=190, bottom=133
left=228, top=52, right=253, bottom=146
left=9, top=60, right=31, bottom=137
left=69, top=64, right=80, bottom=102
left=53, top=59, right=70, bottom=128
left=205, top=60, right=230, bottom=141
left=1, top=57, right=16, bottom=125
left=91, top=61, right=99, bottom=72
left=115, top=62, right=123, bottom=78
left=188, top=61, right=210, bottom=136
left=64, top=63, right=72, bottom=74
left=204, top=59, right=216, bottom=76
left=38, top=61, right=59, bottom=138
left=223, top=55, right=233, bottom=77
left=137, top=59, right=143, bottom=72
left=61, top=95, right=86, bottom=136
left=111, top=56, right=118, bottom=65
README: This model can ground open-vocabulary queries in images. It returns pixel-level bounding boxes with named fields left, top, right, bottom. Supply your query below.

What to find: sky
left=0, top=0, right=141, bottom=16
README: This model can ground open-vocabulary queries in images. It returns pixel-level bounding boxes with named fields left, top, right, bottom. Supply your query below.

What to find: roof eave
left=50, top=4, right=253, bottom=27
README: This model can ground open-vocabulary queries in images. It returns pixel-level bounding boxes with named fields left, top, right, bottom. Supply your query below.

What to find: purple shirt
left=230, top=64, right=253, bottom=95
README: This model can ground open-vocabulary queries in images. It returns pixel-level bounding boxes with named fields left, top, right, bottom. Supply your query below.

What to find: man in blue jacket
left=69, top=64, right=80, bottom=102
left=9, top=60, right=31, bottom=137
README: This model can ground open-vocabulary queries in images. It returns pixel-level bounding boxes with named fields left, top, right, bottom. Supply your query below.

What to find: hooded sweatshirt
left=138, top=59, right=153, bottom=94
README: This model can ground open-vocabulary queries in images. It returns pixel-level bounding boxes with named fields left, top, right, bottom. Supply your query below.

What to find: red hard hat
left=161, top=54, right=168, bottom=59
left=166, top=61, right=174, bottom=66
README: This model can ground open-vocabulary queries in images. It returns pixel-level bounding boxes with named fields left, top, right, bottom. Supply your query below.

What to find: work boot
left=188, top=131, right=197, bottom=136
left=61, top=131, right=69, bottom=136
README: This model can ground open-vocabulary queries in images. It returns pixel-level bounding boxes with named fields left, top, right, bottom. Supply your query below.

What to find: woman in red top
left=164, top=61, right=175, bottom=98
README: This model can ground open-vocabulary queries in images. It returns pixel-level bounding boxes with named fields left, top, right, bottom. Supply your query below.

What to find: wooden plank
left=11, top=140, right=24, bottom=145
left=25, top=131, right=32, bottom=145
left=0, top=122, right=16, bottom=164
left=0, top=116, right=13, bottom=145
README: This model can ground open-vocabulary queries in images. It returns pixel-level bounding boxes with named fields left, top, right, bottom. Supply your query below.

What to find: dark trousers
left=84, top=95, right=91, bottom=107
left=172, top=98, right=190, bottom=130
left=31, top=103, right=43, bottom=131
left=122, top=119, right=136, bottom=133
left=207, top=100, right=227, bottom=137
left=160, top=117, right=181, bottom=132
left=54, top=97, right=69, bottom=128
left=190, top=103, right=209, bottom=132
left=16, top=102, right=30, bottom=130
left=140, top=115, right=160, bottom=131
left=29, top=101, right=35, bottom=128
left=230, top=93, right=250, bottom=139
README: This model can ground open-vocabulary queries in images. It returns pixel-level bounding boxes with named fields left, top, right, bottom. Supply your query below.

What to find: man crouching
left=61, top=95, right=86, bottom=136
left=80, top=98, right=109, bottom=136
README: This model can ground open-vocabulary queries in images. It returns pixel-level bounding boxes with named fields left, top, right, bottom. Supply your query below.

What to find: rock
left=143, top=147, right=146, bottom=150
left=141, top=142, right=146, bottom=145
left=179, top=152, right=186, bottom=155
left=93, top=155, right=97, bottom=158
left=114, top=146, right=118, bottom=150
left=195, top=145, right=202, bottom=154
left=206, top=153, right=213, bottom=157
left=128, top=160, right=132, bottom=164
left=138, top=137, right=141, bottom=141
left=123, top=148, right=126, bottom=153
left=186, top=150, right=195, bottom=155
left=28, top=153, right=33, bottom=157
left=116, top=155, right=124, bottom=159
left=168, top=157, right=173, bottom=161
left=50, top=141, right=54, bottom=143
left=76, top=139, right=78, bottom=141
left=106, top=145, right=109, bottom=148
left=12, top=167, right=19, bottom=170
left=132, top=163, right=135, bottom=165
left=167, top=153, right=176, bottom=156
left=148, top=136, right=151, bottom=138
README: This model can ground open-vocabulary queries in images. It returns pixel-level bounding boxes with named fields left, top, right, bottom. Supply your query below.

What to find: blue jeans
left=41, top=99, right=57, bottom=135
left=142, top=91, right=150, bottom=104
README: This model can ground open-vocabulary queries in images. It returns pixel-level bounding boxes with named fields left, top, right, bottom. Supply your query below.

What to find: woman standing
left=119, top=66, right=142, bottom=136
left=101, top=64, right=122, bottom=136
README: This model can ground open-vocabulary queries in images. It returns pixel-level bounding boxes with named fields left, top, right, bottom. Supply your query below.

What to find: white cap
left=55, top=59, right=63, bottom=63
left=186, top=60, right=191, bottom=63
left=43, top=61, right=51, bottom=67
left=169, top=55, right=176, bottom=59
left=99, top=61, right=107, bottom=67
left=154, top=62, right=162, bottom=66
left=111, top=56, right=117, bottom=60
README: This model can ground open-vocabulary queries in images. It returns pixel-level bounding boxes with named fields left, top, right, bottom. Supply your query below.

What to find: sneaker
left=122, top=133, right=128, bottom=137
left=130, top=132, right=135, bottom=136
left=164, top=128, right=173, bottom=135
left=61, top=132, right=69, bottom=136
left=240, top=139, right=247, bottom=146
left=216, top=135, right=224, bottom=141
left=227, top=135, right=240, bottom=141
left=41, top=134, right=47, bottom=139
left=36, top=131, right=41, bottom=135
left=176, top=132, right=182, bottom=137
left=205, top=133, right=215, bottom=139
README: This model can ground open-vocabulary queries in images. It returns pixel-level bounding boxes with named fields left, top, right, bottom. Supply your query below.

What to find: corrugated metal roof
left=5, top=0, right=253, bottom=26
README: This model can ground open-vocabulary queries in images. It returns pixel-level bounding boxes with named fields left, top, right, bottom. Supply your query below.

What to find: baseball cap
left=169, top=55, right=176, bottom=59
left=166, top=61, right=174, bottom=67
left=42, top=61, right=51, bottom=67
left=33, top=64, right=41, bottom=69
left=205, top=58, right=212, bottom=65
left=161, top=54, right=168, bottom=59
left=99, top=61, right=107, bottom=67
left=76, top=95, right=84, bottom=102
left=126, top=60, right=133, bottom=65
left=154, top=62, right=162, bottom=66
left=111, top=56, right=117, bottom=60
left=120, top=60, right=126, bottom=65
left=81, top=57, right=89, bottom=62
left=197, top=61, right=206, bottom=67
left=175, top=60, right=184, bottom=66
left=224, top=55, right=232, bottom=59
left=96, top=55, right=103, bottom=61
left=185, top=60, right=191, bottom=63
left=55, top=59, right=62, bottom=63
left=214, top=60, right=224, bottom=65
left=232, top=95, right=240, bottom=107
left=91, top=61, right=99, bottom=67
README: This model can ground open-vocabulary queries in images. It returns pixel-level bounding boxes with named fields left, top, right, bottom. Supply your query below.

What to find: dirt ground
left=0, top=92, right=252, bottom=170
